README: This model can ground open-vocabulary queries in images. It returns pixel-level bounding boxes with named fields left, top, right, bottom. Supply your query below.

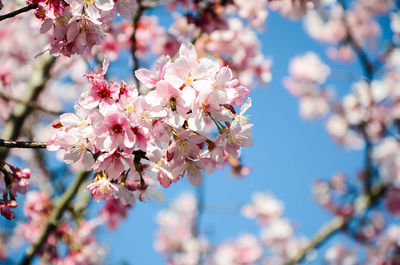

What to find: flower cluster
left=241, top=192, right=309, bottom=264
left=210, top=234, right=262, bottom=265
left=285, top=46, right=400, bottom=149
left=323, top=224, right=400, bottom=264
left=0, top=162, right=31, bottom=220
left=48, top=42, right=253, bottom=205
left=100, top=16, right=177, bottom=61
left=155, top=192, right=307, bottom=265
left=171, top=16, right=272, bottom=87
left=284, top=52, right=332, bottom=120
left=29, top=0, right=136, bottom=56
left=155, top=193, right=208, bottom=265
left=313, top=172, right=356, bottom=217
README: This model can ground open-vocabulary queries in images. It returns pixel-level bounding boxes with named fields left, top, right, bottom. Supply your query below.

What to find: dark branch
left=338, top=0, right=374, bottom=81
left=131, top=0, right=145, bottom=89
left=346, top=34, right=374, bottom=81
left=0, top=140, right=47, bottom=149
left=0, top=4, right=37, bottom=22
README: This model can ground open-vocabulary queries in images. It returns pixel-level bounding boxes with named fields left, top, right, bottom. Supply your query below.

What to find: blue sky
left=101, top=8, right=367, bottom=265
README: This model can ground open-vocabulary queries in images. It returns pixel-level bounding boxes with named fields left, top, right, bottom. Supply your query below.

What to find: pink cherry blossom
left=85, top=175, right=119, bottom=202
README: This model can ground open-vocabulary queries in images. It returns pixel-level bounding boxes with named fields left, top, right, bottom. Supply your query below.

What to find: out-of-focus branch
left=194, top=183, right=205, bottom=237
left=72, top=184, right=92, bottom=219
left=338, top=0, right=374, bottom=81
left=338, top=0, right=376, bottom=194
left=0, top=91, right=62, bottom=116
left=284, top=182, right=387, bottom=265
left=0, top=4, right=37, bottom=22
left=142, top=0, right=167, bottom=8
left=286, top=217, right=346, bottom=265
left=346, top=34, right=374, bottom=81
left=363, top=138, right=373, bottom=193
left=191, top=30, right=204, bottom=45
left=0, top=139, right=47, bottom=149
left=19, top=170, right=90, bottom=265
left=0, top=54, right=56, bottom=160
left=131, top=0, right=145, bottom=88
left=286, top=4, right=388, bottom=264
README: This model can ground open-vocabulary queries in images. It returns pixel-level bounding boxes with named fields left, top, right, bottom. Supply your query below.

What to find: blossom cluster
left=323, top=224, right=400, bottom=264
left=100, top=16, right=179, bottom=61
left=167, top=0, right=316, bottom=31
left=155, top=193, right=209, bottom=265
left=0, top=163, right=31, bottom=220
left=285, top=44, right=400, bottom=149
left=170, top=16, right=272, bottom=88
left=155, top=192, right=308, bottom=265
left=241, top=192, right=308, bottom=264
left=48, top=42, right=253, bottom=206
left=284, top=0, right=398, bottom=149
left=155, top=193, right=263, bottom=265
left=284, top=52, right=332, bottom=120
left=28, top=0, right=136, bottom=56
left=304, top=0, right=393, bottom=61
left=23, top=0, right=308, bottom=62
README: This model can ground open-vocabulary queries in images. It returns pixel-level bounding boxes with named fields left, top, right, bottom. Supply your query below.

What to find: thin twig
left=131, top=0, right=145, bottom=89
left=19, top=170, right=90, bottom=265
left=0, top=4, right=37, bottom=22
left=338, top=0, right=374, bottom=81
left=0, top=91, right=63, bottom=116
left=346, top=34, right=374, bottom=81
left=194, top=182, right=205, bottom=237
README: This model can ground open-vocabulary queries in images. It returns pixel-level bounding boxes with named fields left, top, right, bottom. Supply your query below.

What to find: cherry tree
left=0, top=0, right=398, bottom=264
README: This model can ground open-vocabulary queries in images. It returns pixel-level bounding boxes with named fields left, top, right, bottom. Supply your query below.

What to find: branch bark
left=19, top=170, right=90, bottom=265
left=0, top=4, right=37, bottom=22
left=131, top=0, right=145, bottom=88
left=0, top=140, right=47, bottom=149
left=0, top=54, right=56, bottom=160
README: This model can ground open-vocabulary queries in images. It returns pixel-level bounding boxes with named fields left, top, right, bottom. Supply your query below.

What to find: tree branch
left=0, top=54, right=56, bottom=160
left=131, top=0, right=145, bottom=89
left=338, top=0, right=374, bottom=81
left=0, top=140, right=47, bottom=149
left=0, top=4, right=37, bottom=22
left=0, top=91, right=63, bottom=116
left=284, top=182, right=387, bottom=265
left=346, top=34, right=374, bottom=81
left=19, top=170, right=90, bottom=265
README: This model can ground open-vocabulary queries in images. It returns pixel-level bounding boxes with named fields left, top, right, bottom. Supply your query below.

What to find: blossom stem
left=339, top=0, right=375, bottom=194
left=209, top=115, right=224, bottom=134
left=0, top=4, right=37, bottom=22
left=19, top=170, right=90, bottom=265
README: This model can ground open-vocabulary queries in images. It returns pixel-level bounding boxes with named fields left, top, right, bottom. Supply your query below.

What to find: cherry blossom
left=48, top=41, right=253, bottom=206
